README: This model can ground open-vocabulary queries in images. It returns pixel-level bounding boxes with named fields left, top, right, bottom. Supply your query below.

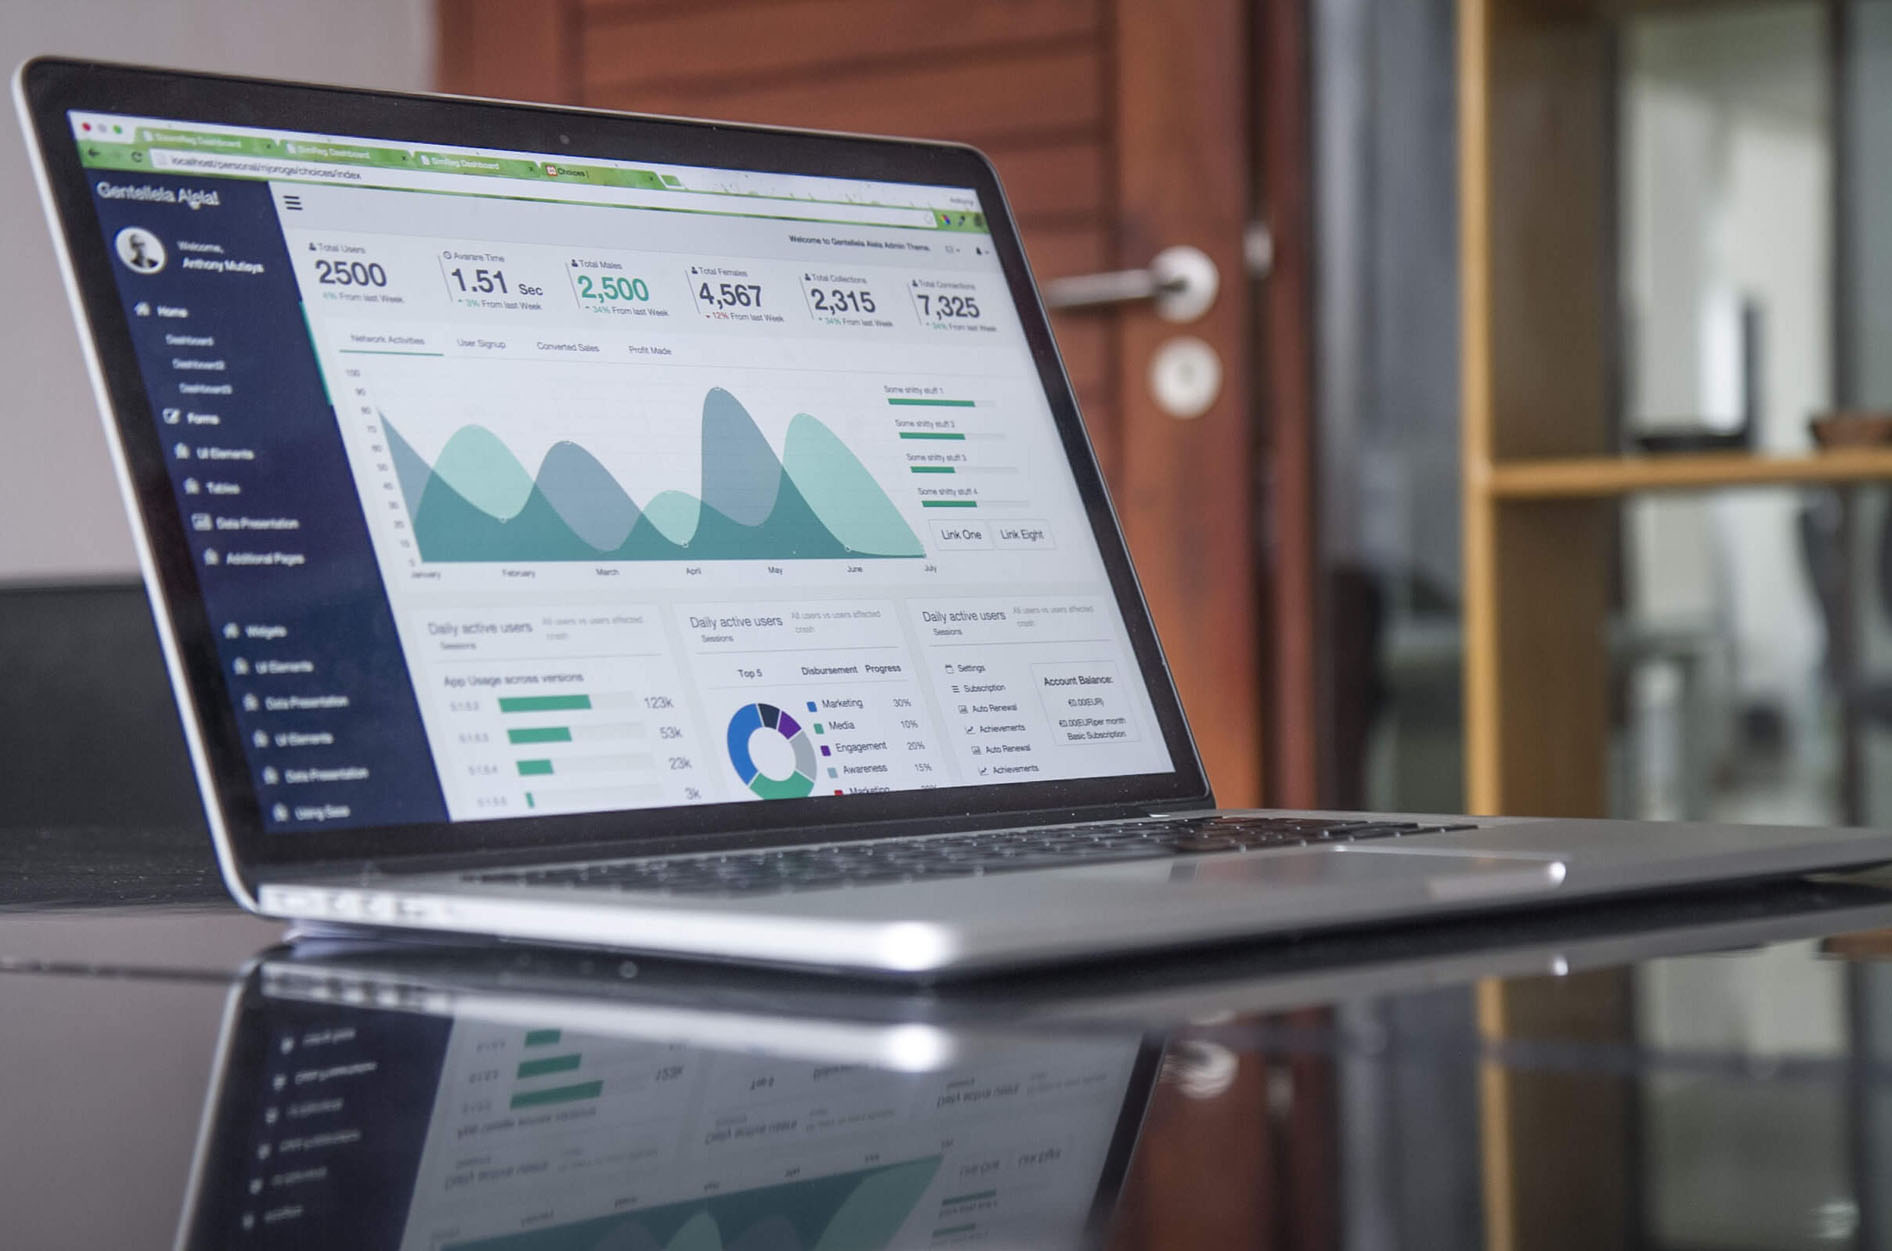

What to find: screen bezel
left=19, top=57, right=1213, bottom=881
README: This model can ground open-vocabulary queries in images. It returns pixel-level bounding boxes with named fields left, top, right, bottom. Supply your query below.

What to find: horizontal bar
left=509, top=1079, right=603, bottom=1109
left=921, top=500, right=977, bottom=508
left=518, top=782, right=665, bottom=812
left=523, top=1028, right=560, bottom=1046
left=517, top=759, right=553, bottom=776
left=517, top=1053, right=582, bottom=1079
left=888, top=397, right=975, bottom=407
left=508, top=726, right=572, bottom=744
left=898, top=431, right=966, bottom=441
left=498, top=694, right=592, bottom=713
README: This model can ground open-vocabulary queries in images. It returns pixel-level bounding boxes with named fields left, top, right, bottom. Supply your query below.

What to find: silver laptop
left=20, top=58, right=1892, bottom=977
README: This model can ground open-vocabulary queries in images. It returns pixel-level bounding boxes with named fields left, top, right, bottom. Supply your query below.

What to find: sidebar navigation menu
left=88, top=172, right=445, bottom=830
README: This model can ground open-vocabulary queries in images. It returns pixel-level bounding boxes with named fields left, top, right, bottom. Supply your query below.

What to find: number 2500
left=316, top=259, right=388, bottom=287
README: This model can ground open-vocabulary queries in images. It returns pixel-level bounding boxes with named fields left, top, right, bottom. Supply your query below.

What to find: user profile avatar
left=113, top=225, right=166, bottom=274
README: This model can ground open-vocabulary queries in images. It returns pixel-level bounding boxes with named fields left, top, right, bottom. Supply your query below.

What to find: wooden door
left=437, top=0, right=1314, bottom=809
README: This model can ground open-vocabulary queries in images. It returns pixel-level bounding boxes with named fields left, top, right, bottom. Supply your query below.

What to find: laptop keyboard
left=465, top=814, right=1478, bottom=899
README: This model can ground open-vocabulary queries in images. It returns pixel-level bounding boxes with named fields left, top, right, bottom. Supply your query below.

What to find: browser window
left=71, top=112, right=1173, bottom=833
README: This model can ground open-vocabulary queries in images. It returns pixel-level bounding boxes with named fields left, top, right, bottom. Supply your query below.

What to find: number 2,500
left=576, top=273, right=650, bottom=302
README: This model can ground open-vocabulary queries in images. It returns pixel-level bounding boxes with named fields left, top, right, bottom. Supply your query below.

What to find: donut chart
left=725, top=702, right=819, bottom=799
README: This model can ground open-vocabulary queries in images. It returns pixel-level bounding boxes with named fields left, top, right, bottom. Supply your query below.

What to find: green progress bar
left=525, top=793, right=536, bottom=809
left=942, top=1190, right=997, bottom=1205
left=517, top=759, right=553, bottom=776
left=509, top=1080, right=602, bottom=1109
left=888, top=397, right=975, bottom=407
left=524, top=1029, right=561, bottom=1047
left=508, top=726, right=572, bottom=744
left=517, top=1053, right=582, bottom=1079
left=499, top=694, right=592, bottom=713
left=910, top=466, right=956, bottom=474
left=898, top=431, right=966, bottom=440
left=921, top=500, right=977, bottom=508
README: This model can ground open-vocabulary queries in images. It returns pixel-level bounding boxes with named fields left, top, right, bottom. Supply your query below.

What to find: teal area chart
left=384, top=388, right=925, bottom=562
left=727, top=702, right=819, bottom=799
left=443, top=1156, right=941, bottom=1251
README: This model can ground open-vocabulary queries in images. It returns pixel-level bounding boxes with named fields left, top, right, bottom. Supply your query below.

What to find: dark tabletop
left=7, top=831, right=1892, bottom=1251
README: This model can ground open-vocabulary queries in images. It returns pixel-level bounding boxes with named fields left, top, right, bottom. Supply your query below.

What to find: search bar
left=146, top=148, right=940, bottom=228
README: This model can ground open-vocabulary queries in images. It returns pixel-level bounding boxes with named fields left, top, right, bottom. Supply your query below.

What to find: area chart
left=385, top=387, right=925, bottom=562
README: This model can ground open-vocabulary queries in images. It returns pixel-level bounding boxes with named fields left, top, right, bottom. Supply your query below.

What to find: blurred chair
left=1799, top=490, right=1892, bottom=823
left=0, top=582, right=203, bottom=832
left=1618, top=498, right=1739, bottom=820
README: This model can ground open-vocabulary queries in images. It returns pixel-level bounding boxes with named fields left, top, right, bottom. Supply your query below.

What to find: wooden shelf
left=1479, top=449, right=1892, bottom=499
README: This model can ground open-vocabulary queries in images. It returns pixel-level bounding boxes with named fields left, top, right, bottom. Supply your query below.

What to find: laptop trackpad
left=1164, top=846, right=1568, bottom=900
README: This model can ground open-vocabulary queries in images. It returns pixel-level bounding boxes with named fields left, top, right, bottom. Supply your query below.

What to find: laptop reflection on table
left=176, top=955, right=1157, bottom=1250
left=174, top=875, right=1892, bottom=1247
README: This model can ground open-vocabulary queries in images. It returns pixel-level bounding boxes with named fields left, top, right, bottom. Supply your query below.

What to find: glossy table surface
left=8, top=828, right=1892, bottom=1250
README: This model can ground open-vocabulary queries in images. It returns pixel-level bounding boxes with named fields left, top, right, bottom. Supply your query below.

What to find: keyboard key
left=1169, top=836, right=1244, bottom=854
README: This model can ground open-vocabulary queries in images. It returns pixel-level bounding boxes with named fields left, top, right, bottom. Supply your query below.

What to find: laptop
left=19, top=57, right=1892, bottom=977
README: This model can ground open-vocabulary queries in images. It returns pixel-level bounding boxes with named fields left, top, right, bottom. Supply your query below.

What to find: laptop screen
left=64, top=109, right=1176, bottom=834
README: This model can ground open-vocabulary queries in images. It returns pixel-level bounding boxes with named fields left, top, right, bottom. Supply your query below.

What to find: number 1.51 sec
left=440, top=253, right=546, bottom=303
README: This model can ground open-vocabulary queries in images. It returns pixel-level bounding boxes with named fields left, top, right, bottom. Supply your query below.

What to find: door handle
left=1041, top=244, right=1220, bottom=322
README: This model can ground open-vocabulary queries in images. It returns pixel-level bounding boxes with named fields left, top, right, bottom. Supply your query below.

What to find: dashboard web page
left=71, top=110, right=1174, bottom=832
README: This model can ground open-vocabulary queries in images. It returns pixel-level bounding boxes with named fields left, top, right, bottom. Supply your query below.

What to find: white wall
left=0, top=0, right=433, bottom=582
left=1620, top=5, right=1832, bottom=764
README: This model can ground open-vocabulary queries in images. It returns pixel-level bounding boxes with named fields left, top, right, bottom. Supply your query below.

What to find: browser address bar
left=147, top=148, right=941, bottom=229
